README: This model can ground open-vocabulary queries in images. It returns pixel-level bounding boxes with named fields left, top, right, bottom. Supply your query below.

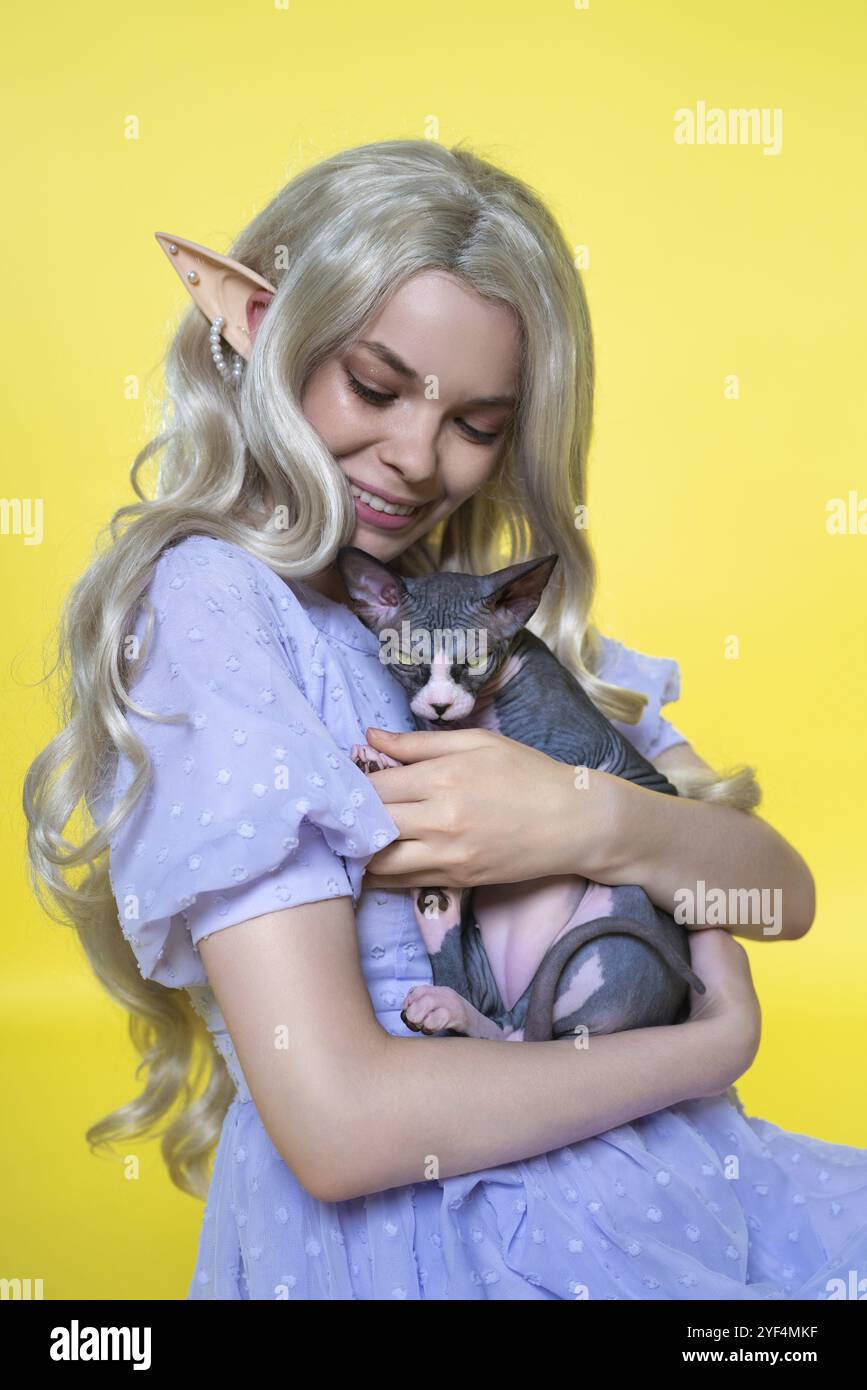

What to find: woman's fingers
left=686, top=929, right=761, bottom=1031
left=363, top=728, right=506, bottom=804
left=363, top=869, right=435, bottom=890
left=368, top=801, right=438, bottom=839
left=365, top=748, right=482, bottom=806
left=360, top=724, right=581, bottom=885
left=365, top=763, right=439, bottom=803
left=365, top=726, right=499, bottom=761
left=366, top=838, right=444, bottom=879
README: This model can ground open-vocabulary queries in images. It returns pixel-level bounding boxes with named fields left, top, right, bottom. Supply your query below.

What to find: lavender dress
left=104, top=535, right=867, bottom=1300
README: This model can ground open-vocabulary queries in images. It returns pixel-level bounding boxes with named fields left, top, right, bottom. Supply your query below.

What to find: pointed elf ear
left=154, top=232, right=277, bottom=361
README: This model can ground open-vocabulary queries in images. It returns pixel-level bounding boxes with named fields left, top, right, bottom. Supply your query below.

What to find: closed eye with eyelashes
left=344, top=369, right=502, bottom=446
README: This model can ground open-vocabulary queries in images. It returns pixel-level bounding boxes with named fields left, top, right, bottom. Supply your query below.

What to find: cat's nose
left=431, top=703, right=451, bottom=717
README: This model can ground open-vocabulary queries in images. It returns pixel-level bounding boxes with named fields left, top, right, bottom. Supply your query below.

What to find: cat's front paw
left=401, top=985, right=505, bottom=1040
left=401, top=985, right=474, bottom=1036
left=350, top=742, right=403, bottom=774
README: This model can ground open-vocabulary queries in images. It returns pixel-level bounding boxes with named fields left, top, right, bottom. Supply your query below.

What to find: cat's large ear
left=154, top=232, right=277, bottom=360
left=483, top=554, right=559, bottom=640
left=335, top=546, right=410, bottom=631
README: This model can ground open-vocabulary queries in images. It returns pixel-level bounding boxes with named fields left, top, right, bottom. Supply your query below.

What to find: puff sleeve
left=594, top=633, right=689, bottom=764
left=105, top=539, right=400, bottom=989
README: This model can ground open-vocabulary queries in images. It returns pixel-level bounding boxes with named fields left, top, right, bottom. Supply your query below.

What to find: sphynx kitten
left=335, top=546, right=706, bottom=1044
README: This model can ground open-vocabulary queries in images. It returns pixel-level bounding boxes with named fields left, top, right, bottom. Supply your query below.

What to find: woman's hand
left=684, top=930, right=762, bottom=1097
left=360, top=725, right=615, bottom=889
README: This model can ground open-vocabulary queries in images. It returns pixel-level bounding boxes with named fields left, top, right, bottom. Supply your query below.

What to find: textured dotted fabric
left=101, top=535, right=867, bottom=1300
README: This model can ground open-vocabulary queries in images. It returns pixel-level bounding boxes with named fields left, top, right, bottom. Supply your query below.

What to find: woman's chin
left=350, top=520, right=416, bottom=558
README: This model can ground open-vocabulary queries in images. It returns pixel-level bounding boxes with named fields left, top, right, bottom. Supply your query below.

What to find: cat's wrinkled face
left=381, top=620, right=501, bottom=722
left=335, top=546, right=559, bottom=725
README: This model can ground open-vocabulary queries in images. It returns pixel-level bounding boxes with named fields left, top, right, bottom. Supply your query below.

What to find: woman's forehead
left=360, top=271, right=522, bottom=399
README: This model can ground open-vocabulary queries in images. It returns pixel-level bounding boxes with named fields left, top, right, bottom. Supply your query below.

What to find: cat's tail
left=521, top=915, right=707, bottom=1043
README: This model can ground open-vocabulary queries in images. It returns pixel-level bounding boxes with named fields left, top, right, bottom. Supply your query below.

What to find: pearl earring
left=209, top=316, right=244, bottom=384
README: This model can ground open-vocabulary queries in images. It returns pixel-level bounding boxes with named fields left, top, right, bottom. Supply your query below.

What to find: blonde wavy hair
left=23, top=138, right=760, bottom=1201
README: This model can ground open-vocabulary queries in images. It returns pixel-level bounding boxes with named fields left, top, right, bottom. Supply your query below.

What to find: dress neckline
left=183, top=534, right=381, bottom=657
left=280, top=574, right=382, bottom=657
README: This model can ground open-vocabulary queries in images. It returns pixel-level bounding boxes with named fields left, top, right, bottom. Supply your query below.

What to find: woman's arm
left=198, top=902, right=759, bottom=1204
left=360, top=727, right=816, bottom=943
left=589, top=740, right=817, bottom=942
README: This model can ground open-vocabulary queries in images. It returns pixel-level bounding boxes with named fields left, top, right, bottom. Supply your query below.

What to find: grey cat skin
left=336, top=545, right=706, bottom=1044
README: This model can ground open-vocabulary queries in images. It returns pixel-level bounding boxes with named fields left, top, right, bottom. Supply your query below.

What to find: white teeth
left=350, top=484, right=417, bottom=516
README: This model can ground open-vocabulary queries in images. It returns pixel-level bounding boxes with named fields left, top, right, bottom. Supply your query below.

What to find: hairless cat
left=336, top=546, right=706, bottom=1044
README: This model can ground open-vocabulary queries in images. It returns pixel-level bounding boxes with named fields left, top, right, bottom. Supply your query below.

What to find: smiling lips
left=349, top=480, right=427, bottom=530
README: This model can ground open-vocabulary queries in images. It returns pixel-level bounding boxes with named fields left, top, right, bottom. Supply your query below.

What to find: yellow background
left=2, top=0, right=865, bottom=1299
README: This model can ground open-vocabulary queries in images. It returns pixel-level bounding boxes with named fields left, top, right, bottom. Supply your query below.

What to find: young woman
left=24, top=139, right=867, bottom=1300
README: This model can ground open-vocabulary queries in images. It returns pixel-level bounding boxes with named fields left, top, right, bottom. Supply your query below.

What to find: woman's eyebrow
left=356, top=339, right=516, bottom=408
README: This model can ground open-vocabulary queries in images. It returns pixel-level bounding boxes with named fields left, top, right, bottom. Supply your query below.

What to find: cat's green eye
left=395, top=652, right=418, bottom=666
left=467, top=655, right=487, bottom=668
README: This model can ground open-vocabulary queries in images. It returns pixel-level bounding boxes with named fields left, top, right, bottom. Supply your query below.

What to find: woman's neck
left=301, top=564, right=352, bottom=608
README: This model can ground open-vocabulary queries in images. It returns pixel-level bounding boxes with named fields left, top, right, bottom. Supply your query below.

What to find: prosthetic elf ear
left=154, top=231, right=277, bottom=362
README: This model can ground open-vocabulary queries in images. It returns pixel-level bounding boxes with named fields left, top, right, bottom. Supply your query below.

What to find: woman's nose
left=377, top=416, right=442, bottom=486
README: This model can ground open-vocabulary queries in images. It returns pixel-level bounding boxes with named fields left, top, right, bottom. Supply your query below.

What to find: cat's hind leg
left=402, top=888, right=515, bottom=1037
left=522, top=889, right=705, bottom=1042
